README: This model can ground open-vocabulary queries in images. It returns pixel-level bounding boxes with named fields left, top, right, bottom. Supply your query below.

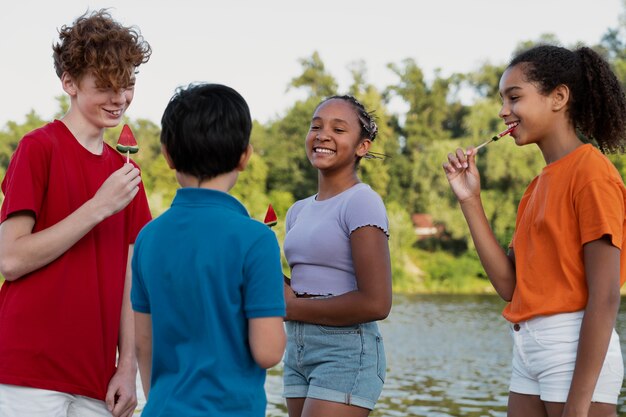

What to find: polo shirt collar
left=172, top=188, right=249, bottom=217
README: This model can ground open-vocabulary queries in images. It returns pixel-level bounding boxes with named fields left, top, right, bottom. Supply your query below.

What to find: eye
left=334, top=128, right=345, bottom=133
left=309, top=124, right=320, bottom=131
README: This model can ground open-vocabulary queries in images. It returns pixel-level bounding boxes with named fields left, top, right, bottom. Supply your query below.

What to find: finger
left=117, top=163, right=136, bottom=175
left=446, top=152, right=459, bottom=165
left=111, top=393, right=135, bottom=417
left=454, top=149, right=468, bottom=169
left=442, top=162, right=455, bottom=174
left=105, top=389, right=116, bottom=412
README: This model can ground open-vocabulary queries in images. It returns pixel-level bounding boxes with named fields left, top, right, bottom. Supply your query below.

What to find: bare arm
left=284, top=226, right=392, bottom=326
left=443, top=147, right=516, bottom=300
left=106, top=245, right=138, bottom=417
left=0, top=164, right=141, bottom=281
left=248, top=317, right=286, bottom=369
left=562, top=237, right=621, bottom=417
left=134, top=312, right=152, bottom=399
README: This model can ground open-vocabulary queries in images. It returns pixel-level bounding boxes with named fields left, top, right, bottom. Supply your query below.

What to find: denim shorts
left=282, top=320, right=386, bottom=410
left=509, top=310, right=624, bottom=404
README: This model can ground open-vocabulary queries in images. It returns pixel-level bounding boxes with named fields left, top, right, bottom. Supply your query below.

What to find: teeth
left=507, top=122, right=519, bottom=129
left=315, top=148, right=335, bottom=154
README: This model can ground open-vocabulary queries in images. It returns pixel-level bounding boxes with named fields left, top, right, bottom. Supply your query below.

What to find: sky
left=0, top=0, right=623, bottom=128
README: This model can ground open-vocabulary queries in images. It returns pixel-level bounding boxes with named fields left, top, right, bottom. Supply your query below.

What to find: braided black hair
left=510, top=44, right=626, bottom=153
left=318, top=95, right=378, bottom=141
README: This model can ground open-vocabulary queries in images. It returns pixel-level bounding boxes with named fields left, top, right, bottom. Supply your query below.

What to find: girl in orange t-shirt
left=443, top=45, right=626, bottom=417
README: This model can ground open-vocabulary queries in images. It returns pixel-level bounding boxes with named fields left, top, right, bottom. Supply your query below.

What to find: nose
left=498, top=101, right=509, bottom=120
left=316, top=131, right=330, bottom=141
left=111, top=89, right=130, bottom=104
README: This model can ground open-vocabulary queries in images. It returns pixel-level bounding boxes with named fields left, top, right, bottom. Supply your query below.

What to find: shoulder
left=574, top=145, right=623, bottom=184
left=286, top=195, right=315, bottom=218
left=17, top=122, right=60, bottom=149
left=344, top=184, right=386, bottom=209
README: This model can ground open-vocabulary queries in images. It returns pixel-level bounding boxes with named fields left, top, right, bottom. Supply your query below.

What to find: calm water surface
left=137, top=295, right=626, bottom=416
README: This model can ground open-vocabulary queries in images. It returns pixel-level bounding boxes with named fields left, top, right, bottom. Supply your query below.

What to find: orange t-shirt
left=504, top=144, right=626, bottom=323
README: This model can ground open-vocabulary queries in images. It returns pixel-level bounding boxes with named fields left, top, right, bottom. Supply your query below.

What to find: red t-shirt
left=0, top=120, right=151, bottom=400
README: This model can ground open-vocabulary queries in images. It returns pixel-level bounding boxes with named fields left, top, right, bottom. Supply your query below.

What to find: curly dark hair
left=52, top=9, right=151, bottom=91
left=510, top=44, right=626, bottom=153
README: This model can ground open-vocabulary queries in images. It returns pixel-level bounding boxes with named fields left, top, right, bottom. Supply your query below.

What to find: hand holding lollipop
left=116, top=124, right=139, bottom=163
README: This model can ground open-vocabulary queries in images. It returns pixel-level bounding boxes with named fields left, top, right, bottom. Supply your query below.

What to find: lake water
left=137, top=294, right=626, bottom=416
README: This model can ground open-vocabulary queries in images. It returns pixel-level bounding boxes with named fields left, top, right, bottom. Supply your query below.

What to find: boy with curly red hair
left=0, top=9, right=151, bottom=417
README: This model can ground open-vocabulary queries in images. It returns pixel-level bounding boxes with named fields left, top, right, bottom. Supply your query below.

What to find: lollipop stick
left=472, top=126, right=516, bottom=151
left=473, top=138, right=493, bottom=151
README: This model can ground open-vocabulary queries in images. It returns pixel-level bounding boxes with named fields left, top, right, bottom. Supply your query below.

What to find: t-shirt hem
left=246, top=307, right=286, bottom=318
left=0, top=374, right=104, bottom=401
left=132, top=303, right=151, bottom=314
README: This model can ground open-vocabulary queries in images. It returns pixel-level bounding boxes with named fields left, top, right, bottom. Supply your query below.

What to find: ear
left=355, top=139, right=372, bottom=158
left=61, top=72, right=79, bottom=97
left=160, top=144, right=175, bottom=169
left=236, top=144, right=253, bottom=171
left=551, top=84, right=570, bottom=112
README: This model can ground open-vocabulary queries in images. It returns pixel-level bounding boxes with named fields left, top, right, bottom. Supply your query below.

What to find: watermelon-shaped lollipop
left=264, top=204, right=277, bottom=228
left=116, top=124, right=139, bottom=163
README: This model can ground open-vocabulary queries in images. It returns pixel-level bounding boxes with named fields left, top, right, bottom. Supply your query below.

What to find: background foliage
left=2, top=14, right=626, bottom=292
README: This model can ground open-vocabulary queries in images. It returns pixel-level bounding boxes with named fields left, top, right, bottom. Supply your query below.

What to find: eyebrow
left=311, top=116, right=349, bottom=124
left=500, top=86, right=522, bottom=97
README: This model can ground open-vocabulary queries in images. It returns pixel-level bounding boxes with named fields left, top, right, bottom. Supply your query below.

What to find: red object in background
left=264, top=204, right=278, bottom=228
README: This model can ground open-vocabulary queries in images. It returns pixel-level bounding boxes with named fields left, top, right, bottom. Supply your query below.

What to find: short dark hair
left=160, top=83, right=252, bottom=181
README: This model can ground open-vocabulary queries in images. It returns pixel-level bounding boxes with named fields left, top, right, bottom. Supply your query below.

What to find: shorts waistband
left=510, top=310, right=584, bottom=331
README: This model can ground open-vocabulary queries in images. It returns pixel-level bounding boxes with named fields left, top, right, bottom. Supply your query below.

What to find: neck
left=176, top=170, right=239, bottom=192
left=61, top=111, right=105, bottom=155
left=316, top=171, right=360, bottom=200
left=537, top=122, right=583, bottom=164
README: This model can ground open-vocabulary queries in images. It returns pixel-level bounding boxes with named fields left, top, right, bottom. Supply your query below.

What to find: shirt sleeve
left=242, top=229, right=286, bottom=319
left=576, top=177, right=626, bottom=249
left=1, top=136, right=50, bottom=222
left=344, top=188, right=389, bottom=237
left=131, top=233, right=151, bottom=313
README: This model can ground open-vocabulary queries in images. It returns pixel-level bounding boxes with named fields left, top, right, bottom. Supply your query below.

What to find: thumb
left=105, top=388, right=116, bottom=411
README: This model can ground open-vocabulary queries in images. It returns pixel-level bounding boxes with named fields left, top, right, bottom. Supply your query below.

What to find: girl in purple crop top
left=282, top=95, right=392, bottom=416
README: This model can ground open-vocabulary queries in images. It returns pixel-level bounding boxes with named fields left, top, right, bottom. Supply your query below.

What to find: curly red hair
left=52, top=9, right=151, bottom=91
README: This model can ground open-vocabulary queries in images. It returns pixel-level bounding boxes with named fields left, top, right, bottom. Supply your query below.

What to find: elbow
left=254, top=350, right=284, bottom=369
left=252, top=334, right=286, bottom=369
left=253, top=344, right=285, bottom=369
left=369, top=297, right=392, bottom=321
left=0, top=257, right=23, bottom=282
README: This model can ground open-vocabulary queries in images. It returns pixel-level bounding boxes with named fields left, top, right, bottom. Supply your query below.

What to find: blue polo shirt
left=131, top=188, right=285, bottom=417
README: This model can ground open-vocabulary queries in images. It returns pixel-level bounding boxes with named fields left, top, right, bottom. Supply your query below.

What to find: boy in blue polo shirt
left=131, top=83, right=286, bottom=416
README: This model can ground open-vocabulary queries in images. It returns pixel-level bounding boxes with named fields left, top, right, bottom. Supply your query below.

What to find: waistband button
left=513, top=323, right=521, bottom=331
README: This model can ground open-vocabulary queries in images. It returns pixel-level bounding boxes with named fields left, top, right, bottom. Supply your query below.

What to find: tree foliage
left=1, top=17, right=625, bottom=292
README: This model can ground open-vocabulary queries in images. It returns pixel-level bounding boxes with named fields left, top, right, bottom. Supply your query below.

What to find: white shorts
left=0, top=384, right=112, bottom=417
left=509, top=310, right=624, bottom=404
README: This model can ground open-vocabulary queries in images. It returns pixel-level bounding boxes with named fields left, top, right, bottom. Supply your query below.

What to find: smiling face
left=498, top=64, right=557, bottom=147
left=63, top=70, right=135, bottom=131
left=305, top=98, right=370, bottom=173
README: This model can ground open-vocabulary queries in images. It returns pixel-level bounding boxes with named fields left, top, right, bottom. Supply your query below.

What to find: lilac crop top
left=283, top=183, right=389, bottom=296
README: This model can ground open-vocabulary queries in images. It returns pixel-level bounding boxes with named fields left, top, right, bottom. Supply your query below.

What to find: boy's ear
left=161, top=144, right=175, bottom=169
left=236, top=144, right=253, bottom=171
left=61, top=72, right=78, bottom=96
left=551, top=84, right=570, bottom=112
left=356, top=139, right=372, bottom=158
